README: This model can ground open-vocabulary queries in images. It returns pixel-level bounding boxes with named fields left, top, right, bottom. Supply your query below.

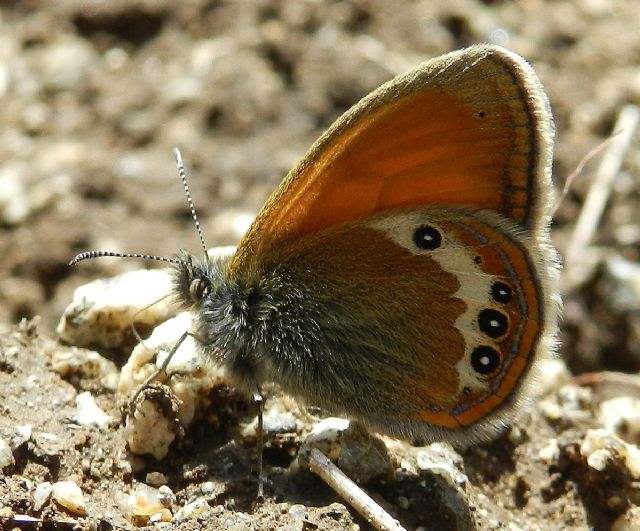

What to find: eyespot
left=413, top=225, right=442, bottom=250
left=189, top=278, right=207, bottom=302
left=471, top=345, right=501, bottom=376
left=478, top=308, right=509, bottom=339
left=491, top=281, right=512, bottom=304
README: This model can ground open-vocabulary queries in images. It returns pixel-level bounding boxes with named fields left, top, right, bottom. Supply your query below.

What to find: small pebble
left=415, top=442, right=467, bottom=487
left=201, top=481, right=215, bottom=494
left=75, top=391, right=110, bottom=430
left=174, top=497, right=212, bottom=522
left=33, top=481, right=52, bottom=511
left=288, top=504, right=306, bottom=520
left=158, top=485, right=175, bottom=507
left=52, top=480, right=87, bottom=516
left=599, top=396, right=640, bottom=445
left=587, top=448, right=614, bottom=472
left=127, top=484, right=166, bottom=517
left=119, top=310, right=226, bottom=428
left=56, top=268, right=176, bottom=349
left=538, top=439, right=561, bottom=465
left=536, top=359, right=571, bottom=396
left=298, top=419, right=392, bottom=483
left=149, top=508, right=173, bottom=522
left=145, top=472, right=168, bottom=487
left=580, top=429, right=640, bottom=479
left=612, top=506, right=640, bottom=531
left=13, top=424, right=32, bottom=447
left=123, top=395, right=178, bottom=460
left=50, top=348, right=119, bottom=391
left=0, top=437, right=14, bottom=470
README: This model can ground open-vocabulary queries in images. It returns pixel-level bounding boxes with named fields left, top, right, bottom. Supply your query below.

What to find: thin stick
left=553, top=136, right=617, bottom=216
left=564, top=104, right=640, bottom=287
left=308, top=448, right=407, bottom=531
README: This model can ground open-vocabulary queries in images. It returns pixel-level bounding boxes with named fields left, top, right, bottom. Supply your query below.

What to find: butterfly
left=73, top=44, right=560, bottom=451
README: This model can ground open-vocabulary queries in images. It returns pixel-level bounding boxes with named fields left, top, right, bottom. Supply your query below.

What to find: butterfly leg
left=126, top=330, right=191, bottom=416
left=250, top=384, right=265, bottom=500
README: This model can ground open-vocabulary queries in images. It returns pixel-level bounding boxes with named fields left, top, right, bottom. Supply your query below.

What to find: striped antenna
left=69, top=251, right=183, bottom=267
left=174, top=148, right=208, bottom=256
left=70, top=149, right=207, bottom=268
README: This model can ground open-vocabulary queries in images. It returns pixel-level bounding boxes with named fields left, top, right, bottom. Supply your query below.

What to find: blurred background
left=1, top=0, right=640, bottom=378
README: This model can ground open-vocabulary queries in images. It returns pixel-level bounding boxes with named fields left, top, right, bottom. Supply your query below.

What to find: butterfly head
left=172, top=250, right=219, bottom=309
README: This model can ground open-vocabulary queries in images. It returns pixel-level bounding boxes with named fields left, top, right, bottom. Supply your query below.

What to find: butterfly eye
left=413, top=225, right=442, bottom=250
left=189, top=278, right=208, bottom=302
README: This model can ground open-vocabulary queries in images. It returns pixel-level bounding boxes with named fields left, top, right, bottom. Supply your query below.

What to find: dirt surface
left=2, top=1, right=640, bottom=530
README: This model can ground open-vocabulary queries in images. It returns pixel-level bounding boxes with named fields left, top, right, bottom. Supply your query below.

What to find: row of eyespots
left=413, top=224, right=513, bottom=379
left=471, top=280, right=512, bottom=376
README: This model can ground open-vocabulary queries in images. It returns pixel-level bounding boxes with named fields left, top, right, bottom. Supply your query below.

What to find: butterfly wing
left=221, top=45, right=559, bottom=443
left=230, top=44, right=554, bottom=276
left=253, top=206, right=558, bottom=444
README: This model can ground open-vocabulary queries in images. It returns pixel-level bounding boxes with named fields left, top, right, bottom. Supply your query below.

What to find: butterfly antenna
left=69, top=251, right=183, bottom=267
left=173, top=148, right=208, bottom=257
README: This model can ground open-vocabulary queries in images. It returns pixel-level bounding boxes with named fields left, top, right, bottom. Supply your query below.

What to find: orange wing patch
left=230, top=45, right=552, bottom=277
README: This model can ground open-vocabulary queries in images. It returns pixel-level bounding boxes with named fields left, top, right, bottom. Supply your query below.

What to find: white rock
left=119, top=311, right=226, bottom=427
left=580, top=428, right=640, bottom=479
left=33, top=481, right=52, bottom=511
left=13, top=424, right=32, bottom=447
left=301, top=417, right=350, bottom=461
left=587, top=448, right=614, bottom=472
left=415, top=443, right=467, bottom=487
left=145, top=472, right=168, bottom=487
left=157, top=485, right=175, bottom=507
left=538, top=439, right=561, bottom=465
left=127, top=483, right=167, bottom=517
left=201, top=481, right=215, bottom=494
left=50, top=347, right=119, bottom=391
left=612, top=506, right=640, bottom=531
left=57, top=268, right=177, bottom=348
left=52, top=481, right=87, bottom=515
left=623, top=443, right=640, bottom=479
left=38, top=36, right=96, bottom=92
left=599, top=396, right=640, bottom=445
left=118, top=311, right=195, bottom=395
left=0, top=437, right=15, bottom=469
left=149, top=508, right=172, bottom=522
left=123, top=396, right=178, bottom=460
left=75, top=392, right=110, bottom=430
left=298, top=419, right=392, bottom=483
left=604, top=255, right=640, bottom=312
left=536, top=359, right=572, bottom=396
left=174, top=497, right=212, bottom=522
left=0, top=164, right=29, bottom=224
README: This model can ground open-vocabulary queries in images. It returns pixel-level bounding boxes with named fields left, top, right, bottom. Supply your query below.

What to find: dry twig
left=308, top=448, right=407, bottom=531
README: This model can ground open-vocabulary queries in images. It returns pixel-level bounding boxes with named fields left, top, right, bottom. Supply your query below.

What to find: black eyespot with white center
left=413, top=225, right=442, bottom=250
left=491, top=281, right=512, bottom=304
left=471, top=345, right=501, bottom=376
left=478, top=308, right=509, bottom=339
